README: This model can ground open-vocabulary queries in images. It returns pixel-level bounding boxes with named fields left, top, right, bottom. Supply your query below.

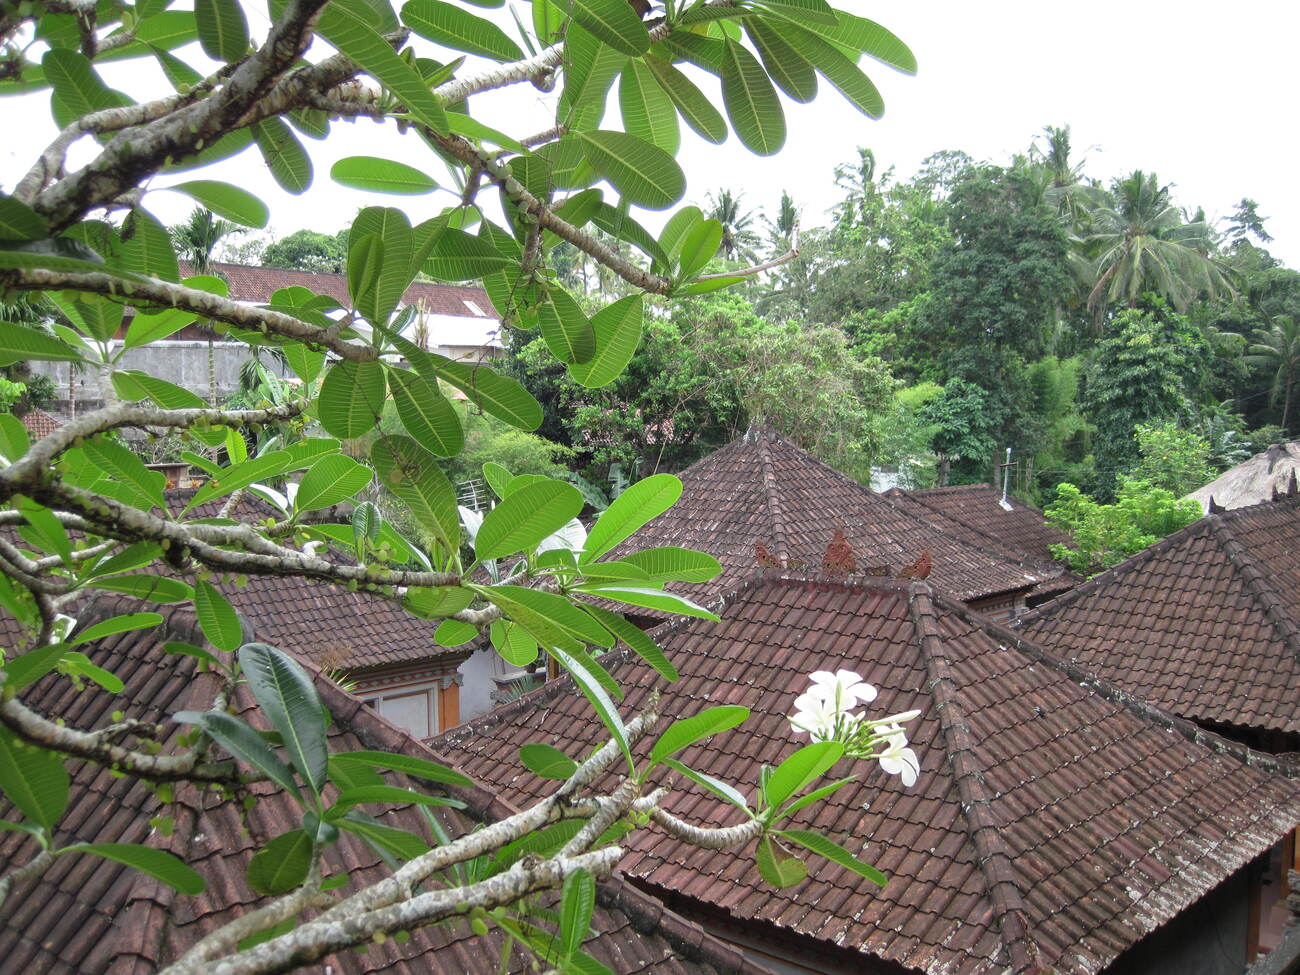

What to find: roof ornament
left=821, top=528, right=857, bottom=576
left=897, top=550, right=932, bottom=580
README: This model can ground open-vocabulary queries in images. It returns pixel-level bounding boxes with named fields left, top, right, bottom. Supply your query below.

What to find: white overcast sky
left=3, top=1, right=1298, bottom=266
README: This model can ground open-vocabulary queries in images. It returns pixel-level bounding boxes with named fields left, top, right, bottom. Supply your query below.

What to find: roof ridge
left=933, top=587, right=1300, bottom=779
left=760, top=436, right=1050, bottom=581
left=894, top=490, right=1066, bottom=580
left=1207, top=513, right=1300, bottom=666
left=1013, top=515, right=1217, bottom=628
left=906, top=584, right=1046, bottom=975
left=755, top=434, right=793, bottom=566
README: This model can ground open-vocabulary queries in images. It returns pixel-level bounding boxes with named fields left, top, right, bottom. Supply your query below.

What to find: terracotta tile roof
left=887, top=483, right=1074, bottom=567
left=203, top=262, right=497, bottom=320
left=1015, top=495, right=1300, bottom=736
left=16, top=407, right=62, bottom=440
left=616, top=428, right=1059, bottom=607
left=438, top=573, right=1300, bottom=975
left=0, top=604, right=758, bottom=975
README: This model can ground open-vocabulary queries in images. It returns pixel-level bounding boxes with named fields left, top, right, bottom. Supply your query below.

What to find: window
left=462, top=299, right=485, bottom=317
left=363, top=686, right=437, bottom=738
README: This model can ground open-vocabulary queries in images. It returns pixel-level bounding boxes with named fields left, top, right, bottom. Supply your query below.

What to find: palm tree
left=704, top=189, right=762, bottom=265
left=169, top=206, right=245, bottom=275
left=1245, top=315, right=1300, bottom=434
left=762, top=190, right=798, bottom=255
left=169, top=207, right=246, bottom=409
left=1082, top=171, right=1230, bottom=322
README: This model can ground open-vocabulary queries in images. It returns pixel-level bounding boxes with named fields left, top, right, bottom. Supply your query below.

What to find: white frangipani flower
left=806, top=670, right=878, bottom=709
left=789, top=693, right=860, bottom=741
left=876, top=724, right=920, bottom=788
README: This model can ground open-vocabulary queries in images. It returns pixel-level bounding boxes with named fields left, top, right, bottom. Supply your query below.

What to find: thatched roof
left=1186, top=441, right=1300, bottom=513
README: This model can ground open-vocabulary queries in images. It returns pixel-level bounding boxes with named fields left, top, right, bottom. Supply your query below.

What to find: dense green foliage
left=1045, top=478, right=1202, bottom=575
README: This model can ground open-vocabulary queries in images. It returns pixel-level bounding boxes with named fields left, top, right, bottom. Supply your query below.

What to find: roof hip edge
left=1208, top=513, right=1300, bottom=666
left=755, top=434, right=792, bottom=566
left=906, top=583, right=1047, bottom=975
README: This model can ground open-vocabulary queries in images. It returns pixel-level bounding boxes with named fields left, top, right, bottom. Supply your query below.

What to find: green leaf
left=590, top=202, right=670, bottom=267
left=619, top=59, right=679, bottom=154
left=334, top=750, right=473, bottom=786
left=351, top=206, right=416, bottom=324
left=677, top=218, right=724, bottom=279
left=0, top=413, right=29, bottom=462
left=568, top=294, right=642, bottom=388
left=752, top=0, right=837, bottom=24
left=69, top=612, right=163, bottom=646
left=770, top=10, right=916, bottom=73
left=663, top=757, right=751, bottom=812
left=176, top=709, right=303, bottom=801
left=566, top=0, right=650, bottom=56
left=120, top=208, right=179, bottom=281
left=583, top=473, right=682, bottom=561
left=193, top=580, right=243, bottom=652
left=489, top=619, right=538, bottom=666
left=756, top=835, right=806, bottom=887
left=89, top=575, right=192, bottom=604
left=17, top=496, right=72, bottom=567
left=80, top=437, right=166, bottom=510
left=389, top=368, right=463, bottom=457
left=371, top=435, right=460, bottom=559
left=402, top=0, right=523, bottom=61
left=434, top=618, right=477, bottom=647
left=111, top=368, right=206, bottom=408
left=317, top=3, right=448, bottom=135
left=484, top=585, right=613, bottom=649
left=475, top=480, right=585, bottom=560
left=318, top=360, right=387, bottom=439
left=782, top=26, right=884, bottom=119
left=185, top=449, right=296, bottom=511
left=720, top=39, right=785, bottom=155
left=61, top=842, right=204, bottom=894
left=764, top=741, right=843, bottom=813
left=238, top=643, right=329, bottom=797
left=518, top=743, right=576, bottom=780
left=538, top=287, right=597, bottom=365
left=777, top=829, right=887, bottom=886
left=560, top=868, right=596, bottom=957
left=3, top=643, right=68, bottom=693
left=643, top=57, right=727, bottom=144
left=0, top=194, right=48, bottom=240
left=330, top=156, right=437, bottom=195
left=43, top=49, right=127, bottom=129
left=194, top=0, right=249, bottom=61
left=253, top=118, right=313, bottom=194
left=166, top=180, right=268, bottom=228
left=575, top=130, right=686, bottom=210
left=0, top=727, right=68, bottom=829
left=744, top=19, right=816, bottom=103
left=295, top=455, right=372, bottom=513
left=404, top=584, right=474, bottom=619
left=772, top=776, right=855, bottom=822
left=0, top=321, right=83, bottom=366
left=620, top=546, right=721, bottom=583
left=329, top=785, right=463, bottom=815
left=338, top=814, right=430, bottom=861
left=550, top=645, right=631, bottom=768
left=421, top=227, right=513, bottom=280
left=650, top=706, right=748, bottom=766
left=558, top=25, right=622, bottom=129
left=579, top=604, right=676, bottom=681
left=577, top=585, right=719, bottom=620
left=402, top=346, right=541, bottom=431
left=658, top=206, right=703, bottom=263
left=247, top=830, right=313, bottom=895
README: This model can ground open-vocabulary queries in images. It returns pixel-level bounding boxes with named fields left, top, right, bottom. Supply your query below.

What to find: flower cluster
left=789, top=670, right=922, bottom=787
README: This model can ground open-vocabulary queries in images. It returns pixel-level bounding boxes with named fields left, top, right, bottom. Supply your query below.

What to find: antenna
left=998, top=447, right=1013, bottom=511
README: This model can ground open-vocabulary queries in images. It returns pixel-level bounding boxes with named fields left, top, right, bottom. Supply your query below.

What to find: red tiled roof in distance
left=0, top=603, right=758, bottom=975
left=438, top=573, right=1300, bottom=975
left=16, top=407, right=62, bottom=440
left=1015, top=494, right=1300, bottom=736
left=886, top=483, right=1074, bottom=568
left=614, top=428, right=1058, bottom=607
left=202, top=262, right=498, bottom=320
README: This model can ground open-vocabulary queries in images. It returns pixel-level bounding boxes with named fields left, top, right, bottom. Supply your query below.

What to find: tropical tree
left=1083, top=171, right=1231, bottom=321
left=1246, top=315, right=1300, bottom=433
left=0, top=0, right=922, bottom=970
left=704, top=188, right=762, bottom=264
left=168, top=206, right=246, bottom=275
